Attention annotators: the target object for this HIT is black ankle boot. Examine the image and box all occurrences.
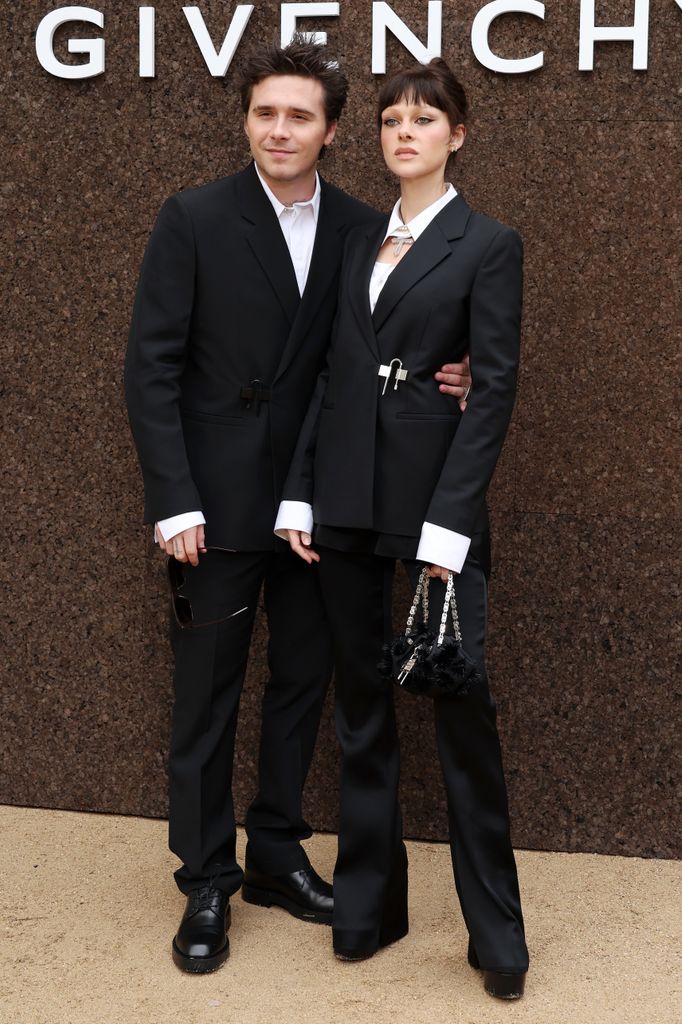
[334,843,409,961]
[467,937,526,1000]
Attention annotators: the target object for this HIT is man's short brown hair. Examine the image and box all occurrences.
[239,37,349,125]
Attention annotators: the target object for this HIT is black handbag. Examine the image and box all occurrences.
[378,567,482,698]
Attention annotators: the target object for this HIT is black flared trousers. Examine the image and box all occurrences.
[317,545,529,972]
[168,548,333,896]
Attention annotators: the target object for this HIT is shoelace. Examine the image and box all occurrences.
[188,886,220,912]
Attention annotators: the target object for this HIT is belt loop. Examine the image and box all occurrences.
[252,378,263,416]
[240,379,271,415]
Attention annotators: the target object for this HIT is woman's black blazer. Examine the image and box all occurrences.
[282,192,523,545]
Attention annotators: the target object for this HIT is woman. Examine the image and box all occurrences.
[274,58,529,999]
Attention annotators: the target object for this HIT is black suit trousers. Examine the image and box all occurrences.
[317,545,529,972]
[168,548,333,896]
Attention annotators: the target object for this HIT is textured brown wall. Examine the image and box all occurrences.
[1,2,680,858]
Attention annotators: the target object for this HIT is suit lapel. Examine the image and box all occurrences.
[348,220,386,362]
[237,163,300,326]
[273,180,347,383]
[371,192,472,334]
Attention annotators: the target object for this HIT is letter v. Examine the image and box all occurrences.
[183,5,254,76]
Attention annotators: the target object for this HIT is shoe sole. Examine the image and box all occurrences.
[171,938,230,974]
[241,882,332,925]
[335,950,374,962]
[481,978,522,1003]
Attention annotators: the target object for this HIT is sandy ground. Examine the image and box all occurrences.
[0,805,679,1024]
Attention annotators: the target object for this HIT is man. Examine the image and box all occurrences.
[125,38,471,974]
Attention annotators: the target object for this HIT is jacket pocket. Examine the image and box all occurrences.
[395,412,458,421]
[180,408,244,425]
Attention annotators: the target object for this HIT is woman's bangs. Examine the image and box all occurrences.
[381,78,443,114]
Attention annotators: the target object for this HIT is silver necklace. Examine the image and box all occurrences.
[389,223,413,257]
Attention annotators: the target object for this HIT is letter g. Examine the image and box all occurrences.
[36,6,105,80]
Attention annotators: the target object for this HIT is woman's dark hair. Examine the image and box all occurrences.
[376,57,468,132]
[239,37,349,125]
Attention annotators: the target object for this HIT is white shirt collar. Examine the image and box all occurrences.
[383,183,457,244]
[255,163,321,223]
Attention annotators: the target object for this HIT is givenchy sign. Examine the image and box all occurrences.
[34,1,680,80]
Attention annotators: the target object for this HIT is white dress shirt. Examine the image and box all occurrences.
[367,183,457,314]
[156,167,321,544]
[255,165,320,295]
[381,183,457,252]
[275,183,473,574]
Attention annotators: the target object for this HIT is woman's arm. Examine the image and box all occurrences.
[273,361,330,562]
[275,221,360,561]
[417,225,523,573]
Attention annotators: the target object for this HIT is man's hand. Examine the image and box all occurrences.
[157,525,207,566]
[287,530,320,565]
[435,354,472,411]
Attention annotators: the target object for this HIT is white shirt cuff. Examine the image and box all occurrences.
[274,501,314,540]
[416,522,471,574]
[155,510,206,543]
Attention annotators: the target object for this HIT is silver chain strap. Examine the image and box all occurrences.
[405,570,425,634]
[406,568,462,646]
[422,569,430,624]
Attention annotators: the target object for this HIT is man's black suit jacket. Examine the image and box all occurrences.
[282,193,523,544]
[125,162,382,549]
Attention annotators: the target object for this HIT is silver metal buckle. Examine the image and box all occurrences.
[378,358,409,396]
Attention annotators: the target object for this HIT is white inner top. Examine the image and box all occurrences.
[369,261,396,313]
[368,183,458,314]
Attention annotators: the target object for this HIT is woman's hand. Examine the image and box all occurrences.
[287,530,320,564]
[427,564,452,583]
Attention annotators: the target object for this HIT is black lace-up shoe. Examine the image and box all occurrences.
[241,864,333,924]
[172,887,231,973]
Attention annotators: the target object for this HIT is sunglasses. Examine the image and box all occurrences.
[167,556,193,626]
[166,556,248,629]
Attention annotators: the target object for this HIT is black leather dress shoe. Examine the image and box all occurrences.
[467,938,526,1000]
[241,864,333,924]
[172,887,231,973]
